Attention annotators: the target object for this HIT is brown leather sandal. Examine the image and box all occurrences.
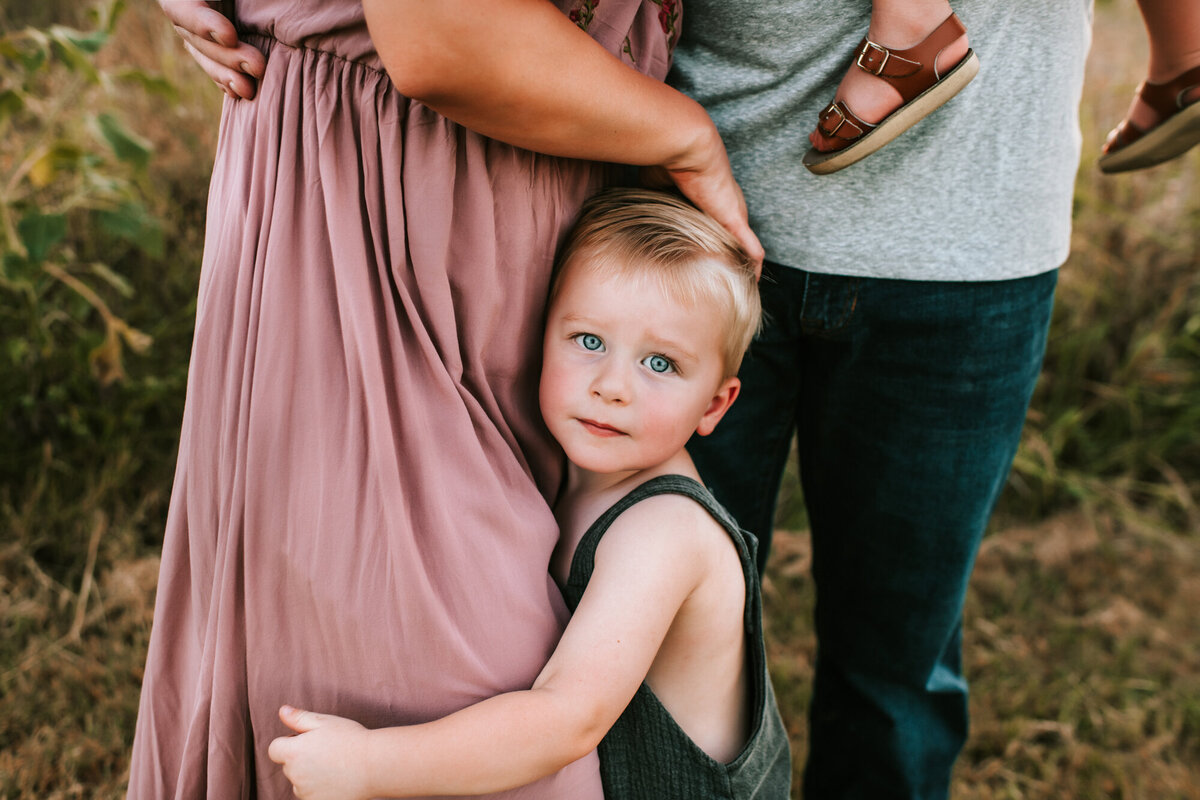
[1099,65,1200,174]
[803,13,979,175]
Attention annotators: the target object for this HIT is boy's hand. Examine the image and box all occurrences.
[267,705,374,800]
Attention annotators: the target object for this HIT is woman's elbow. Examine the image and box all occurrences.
[362,0,463,100]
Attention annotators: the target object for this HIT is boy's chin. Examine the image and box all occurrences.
[565,454,635,475]
[562,447,641,476]
[562,446,687,479]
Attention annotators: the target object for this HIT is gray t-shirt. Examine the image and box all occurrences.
[670,1,1094,281]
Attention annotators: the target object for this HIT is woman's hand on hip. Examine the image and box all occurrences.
[159,0,265,99]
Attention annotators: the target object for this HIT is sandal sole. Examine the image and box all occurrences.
[803,49,980,175]
[1098,100,1200,173]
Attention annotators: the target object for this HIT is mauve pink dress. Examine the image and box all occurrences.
[126,1,679,797]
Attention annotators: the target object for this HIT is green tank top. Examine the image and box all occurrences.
[560,474,792,799]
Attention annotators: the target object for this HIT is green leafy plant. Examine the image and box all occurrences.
[0,0,194,598]
[1,0,164,394]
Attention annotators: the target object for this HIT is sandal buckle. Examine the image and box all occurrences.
[857,40,890,76]
[817,102,847,137]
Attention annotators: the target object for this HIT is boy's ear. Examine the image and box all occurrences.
[695,377,740,437]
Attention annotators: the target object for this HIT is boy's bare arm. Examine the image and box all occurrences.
[268,497,713,799]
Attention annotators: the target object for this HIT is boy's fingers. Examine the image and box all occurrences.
[279,704,324,733]
[266,734,292,764]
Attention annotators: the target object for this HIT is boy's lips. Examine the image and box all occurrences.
[577,418,626,437]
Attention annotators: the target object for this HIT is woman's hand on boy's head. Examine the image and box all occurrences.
[666,167,763,277]
[640,125,765,277]
[268,705,373,800]
[159,0,265,99]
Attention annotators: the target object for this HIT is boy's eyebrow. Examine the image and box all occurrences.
[647,335,700,364]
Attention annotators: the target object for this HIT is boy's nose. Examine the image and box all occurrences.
[591,363,631,404]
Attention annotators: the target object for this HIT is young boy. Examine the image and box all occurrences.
[266,188,792,799]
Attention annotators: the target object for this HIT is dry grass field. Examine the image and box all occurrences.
[1,0,1198,797]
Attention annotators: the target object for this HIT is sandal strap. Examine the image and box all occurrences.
[1107,118,1142,150]
[853,12,968,105]
[1105,65,1200,152]
[816,100,876,142]
[1137,64,1200,115]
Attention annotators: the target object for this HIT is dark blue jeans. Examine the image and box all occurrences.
[689,263,1058,800]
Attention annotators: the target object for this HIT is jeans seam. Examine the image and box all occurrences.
[757,418,795,533]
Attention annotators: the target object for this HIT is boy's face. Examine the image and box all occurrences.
[540,258,739,477]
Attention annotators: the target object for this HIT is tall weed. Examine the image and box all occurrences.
[1003,9,1200,531]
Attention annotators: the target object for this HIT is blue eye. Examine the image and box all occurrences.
[575,333,604,352]
[644,355,674,374]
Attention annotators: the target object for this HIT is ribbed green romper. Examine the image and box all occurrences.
[561,474,792,799]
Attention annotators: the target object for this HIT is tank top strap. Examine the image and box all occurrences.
[562,474,759,613]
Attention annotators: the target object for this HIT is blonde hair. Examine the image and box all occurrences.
[551,188,761,377]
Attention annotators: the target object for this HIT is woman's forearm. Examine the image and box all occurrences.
[362,0,763,267]
[361,0,715,171]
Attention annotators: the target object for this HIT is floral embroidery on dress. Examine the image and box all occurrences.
[650,0,679,43]
[569,0,598,31]
[568,0,679,69]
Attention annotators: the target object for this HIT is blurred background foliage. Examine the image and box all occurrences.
[0,0,1197,797]
[1,0,214,580]
[1,1,219,793]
